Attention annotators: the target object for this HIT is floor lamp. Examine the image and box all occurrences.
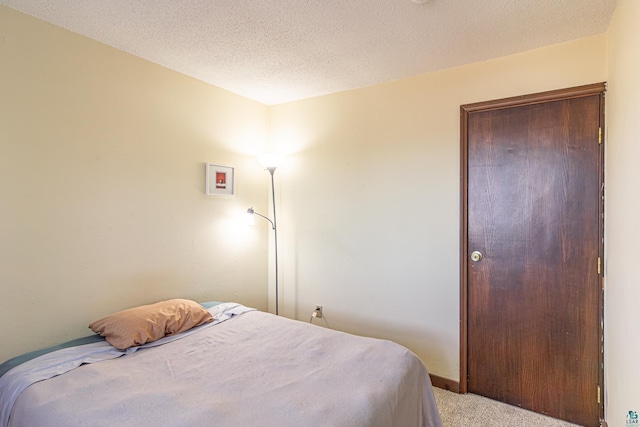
[247,154,283,315]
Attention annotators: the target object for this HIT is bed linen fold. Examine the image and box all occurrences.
[0,303,253,427]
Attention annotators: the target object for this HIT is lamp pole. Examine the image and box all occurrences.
[250,154,283,316]
[266,166,279,316]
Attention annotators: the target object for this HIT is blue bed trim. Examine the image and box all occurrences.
[0,334,105,378]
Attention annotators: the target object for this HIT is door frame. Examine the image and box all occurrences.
[459,83,606,419]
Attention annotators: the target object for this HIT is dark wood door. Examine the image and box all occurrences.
[462,85,604,427]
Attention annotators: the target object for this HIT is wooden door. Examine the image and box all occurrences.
[460,84,605,427]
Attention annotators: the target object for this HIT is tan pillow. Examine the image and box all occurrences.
[88,299,213,350]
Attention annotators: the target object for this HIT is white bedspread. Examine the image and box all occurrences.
[5,307,442,427]
[0,303,253,427]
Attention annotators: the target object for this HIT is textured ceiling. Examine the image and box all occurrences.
[0,0,618,105]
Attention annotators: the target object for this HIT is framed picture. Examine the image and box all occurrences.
[206,163,235,196]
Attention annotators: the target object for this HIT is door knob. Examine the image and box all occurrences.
[470,251,483,262]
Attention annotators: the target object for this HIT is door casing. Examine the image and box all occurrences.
[459,83,605,422]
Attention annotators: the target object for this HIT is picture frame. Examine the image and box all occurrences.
[206,163,235,196]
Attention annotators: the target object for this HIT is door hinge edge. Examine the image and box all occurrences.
[597,385,601,404]
[598,257,601,275]
[598,127,602,144]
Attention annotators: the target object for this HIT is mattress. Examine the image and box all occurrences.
[1,304,442,427]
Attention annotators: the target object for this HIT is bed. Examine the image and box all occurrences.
[0,300,443,427]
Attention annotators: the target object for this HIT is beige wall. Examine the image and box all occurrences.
[270,35,608,380]
[605,0,640,425]
[3,4,635,423]
[0,6,271,362]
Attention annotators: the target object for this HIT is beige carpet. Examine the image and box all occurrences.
[433,387,583,427]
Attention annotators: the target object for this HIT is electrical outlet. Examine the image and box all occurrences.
[315,305,323,319]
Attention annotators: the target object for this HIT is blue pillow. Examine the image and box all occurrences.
[199,301,222,309]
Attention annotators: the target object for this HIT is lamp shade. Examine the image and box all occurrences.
[258,153,284,169]
[245,208,256,225]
